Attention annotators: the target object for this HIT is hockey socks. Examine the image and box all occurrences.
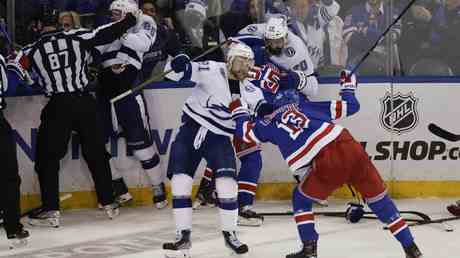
[292,188,318,241]
[171,174,193,231]
[216,177,239,232]
[367,194,415,248]
[237,151,262,207]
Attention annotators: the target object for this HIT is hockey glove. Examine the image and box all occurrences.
[171,54,191,73]
[339,70,357,92]
[280,71,318,97]
[229,99,250,120]
[345,202,365,223]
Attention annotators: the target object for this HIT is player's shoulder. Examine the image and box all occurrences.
[139,14,156,27]
[239,23,265,35]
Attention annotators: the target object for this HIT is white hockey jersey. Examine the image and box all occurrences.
[165,60,263,137]
[96,14,157,70]
[238,23,315,76]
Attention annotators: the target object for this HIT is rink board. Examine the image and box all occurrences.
[4,81,460,210]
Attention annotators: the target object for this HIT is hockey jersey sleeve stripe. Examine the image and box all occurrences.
[242,121,261,144]
[330,101,348,119]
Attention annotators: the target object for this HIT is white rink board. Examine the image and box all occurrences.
[4,82,460,194]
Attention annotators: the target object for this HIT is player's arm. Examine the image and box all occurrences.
[278,70,319,98]
[6,47,35,86]
[229,99,269,144]
[0,55,8,92]
[78,13,137,49]
[310,71,360,120]
[120,15,157,53]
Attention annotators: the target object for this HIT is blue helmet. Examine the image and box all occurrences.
[273,89,300,108]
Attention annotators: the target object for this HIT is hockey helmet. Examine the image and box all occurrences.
[273,89,300,108]
[110,0,139,20]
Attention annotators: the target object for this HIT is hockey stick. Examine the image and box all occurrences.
[428,123,460,142]
[110,39,232,104]
[259,210,431,222]
[349,0,418,76]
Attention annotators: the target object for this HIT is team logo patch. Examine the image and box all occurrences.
[285,47,296,57]
[247,25,257,33]
[380,92,419,134]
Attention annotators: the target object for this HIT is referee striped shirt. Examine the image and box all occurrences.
[16,14,136,95]
[0,54,8,110]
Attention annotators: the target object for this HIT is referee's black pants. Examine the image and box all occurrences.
[34,93,114,211]
[0,112,22,235]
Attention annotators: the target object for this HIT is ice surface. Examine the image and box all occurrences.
[1,199,459,258]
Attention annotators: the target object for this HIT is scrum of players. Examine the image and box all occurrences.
[4,0,452,257]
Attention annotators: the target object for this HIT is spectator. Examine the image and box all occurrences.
[343,0,402,75]
[59,11,81,31]
[141,0,184,81]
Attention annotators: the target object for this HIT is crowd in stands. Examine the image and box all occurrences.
[2,0,460,77]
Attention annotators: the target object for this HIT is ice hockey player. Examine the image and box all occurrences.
[161,42,264,258]
[447,200,460,216]
[194,15,319,227]
[228,70,423,258]
[96,0,168,208]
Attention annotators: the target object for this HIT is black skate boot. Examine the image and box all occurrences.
[153,183,168,209]
[222,230,248,254]
[112,178,133,205]
[447,200,460,216]
[163,229,192,258]
[238,205,264,226]
[286,240,317,258]
[7,224,30,249]
[192,178,216,210]
[404,242,423,258]
[28,209,60,228]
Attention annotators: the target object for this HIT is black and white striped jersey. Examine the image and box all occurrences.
[16,15,136,94]
[0,54,8,110]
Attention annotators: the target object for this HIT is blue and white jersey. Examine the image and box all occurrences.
[234,89,360,172]
[267,0,340,67]
[96,14,157,70]
[165,60,262,137]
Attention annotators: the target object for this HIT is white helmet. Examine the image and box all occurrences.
[264,15,288,40]
[110,0,139,18]
[226,42,254,63]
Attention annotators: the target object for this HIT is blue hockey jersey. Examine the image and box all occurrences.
[234,90,360,172]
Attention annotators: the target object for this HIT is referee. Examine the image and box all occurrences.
[0,52,29,247]
[13,9,138,227]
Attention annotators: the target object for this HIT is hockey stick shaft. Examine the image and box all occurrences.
[110,39,231,103]
[349,0,418,76]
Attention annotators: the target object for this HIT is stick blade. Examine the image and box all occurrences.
[428,123,460,142]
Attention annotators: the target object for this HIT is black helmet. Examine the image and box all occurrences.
[42,7,59,27]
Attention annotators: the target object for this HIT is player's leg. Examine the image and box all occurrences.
[30,98,72,227]
[192,167,217,209]
[204,133,248,254]
[116,93,167,208]
[236,142,264,226]
[285,187,318,258]
[76,94,119,219]
[345,129,422,258]
[163,114,202,258]
[95,85,133,205]
[0,115,29,248]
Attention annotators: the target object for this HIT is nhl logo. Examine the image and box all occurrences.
[380,92,419,134]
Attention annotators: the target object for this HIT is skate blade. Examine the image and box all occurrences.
[237,218,263,227]
[164,249,191,258]
[28,218,59,228]
[9,238,28,249]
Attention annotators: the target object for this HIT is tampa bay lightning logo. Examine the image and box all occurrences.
[206,97,231,120]
[247,25,257,33]
[285,47,296,57]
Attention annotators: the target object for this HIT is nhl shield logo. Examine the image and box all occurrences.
[380,92,419,134]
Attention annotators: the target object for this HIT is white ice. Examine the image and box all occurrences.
[1,199,459,258]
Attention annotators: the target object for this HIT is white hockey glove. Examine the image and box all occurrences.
[339,70,357,91]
